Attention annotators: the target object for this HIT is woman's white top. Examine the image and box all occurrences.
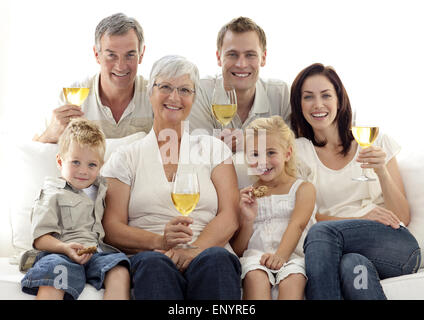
[295,133,400,218]
[101,128,233,250]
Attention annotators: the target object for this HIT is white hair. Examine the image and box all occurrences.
[147,55,200,99]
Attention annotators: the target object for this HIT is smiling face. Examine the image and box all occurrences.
[57,142,102,190]
[217,30,266,93]
[246,133,291,183]
[300,74,339,133]
[150,74,195,129]
[94,29,144,91]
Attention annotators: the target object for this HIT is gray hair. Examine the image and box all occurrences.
[147,55,200,99]
[95,13,144,52]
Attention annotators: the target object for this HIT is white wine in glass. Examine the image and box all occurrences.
[211,84,237,127]
[351,126,379,148]
[351,110,379,181]
[171,193,200,217]
[212,104,237,126]
[63,88,90,106]
[171,171,200,248]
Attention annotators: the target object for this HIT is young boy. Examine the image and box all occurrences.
[21,118,130,300]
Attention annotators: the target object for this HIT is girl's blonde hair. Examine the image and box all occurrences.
[58,118,106,164]
[246,115,297,178]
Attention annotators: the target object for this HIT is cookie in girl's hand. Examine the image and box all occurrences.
[253,186,268,198]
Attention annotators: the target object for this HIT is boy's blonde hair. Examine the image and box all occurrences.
[58,118,106,164]
[246,116,297,178]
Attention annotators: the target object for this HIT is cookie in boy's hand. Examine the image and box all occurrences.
[77,246,97,256]
[253,186,268,198]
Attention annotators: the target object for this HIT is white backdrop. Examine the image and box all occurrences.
[1,0,424,142]
[0,0,423,171]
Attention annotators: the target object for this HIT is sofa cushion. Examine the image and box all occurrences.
[0,257,104,299]
[9,132,146,254]
[397,149,424,267]
[380,269,424,299]
[2,255,423,300]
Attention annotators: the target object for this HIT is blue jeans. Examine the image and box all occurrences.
[21,251,130,300]
[303,220,421,300]
[129,247,241,300]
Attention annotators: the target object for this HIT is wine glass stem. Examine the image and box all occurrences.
[360,146,368,177]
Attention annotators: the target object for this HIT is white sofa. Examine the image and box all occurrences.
[1,133,424,299]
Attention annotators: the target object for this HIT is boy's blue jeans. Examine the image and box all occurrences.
[21,251,130,300]
[129,246,241,300]
[304,219,421,300]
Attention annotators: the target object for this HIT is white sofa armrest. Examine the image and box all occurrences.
[0,207,15,258]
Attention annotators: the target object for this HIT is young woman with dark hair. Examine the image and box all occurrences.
[290,63,421,300]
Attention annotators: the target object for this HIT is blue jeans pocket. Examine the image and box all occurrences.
[402,248,421,274]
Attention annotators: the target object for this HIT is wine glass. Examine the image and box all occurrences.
[211,82,237,128]
[171,170,200,249]
[63,87,90,106]
[351,108,379,181]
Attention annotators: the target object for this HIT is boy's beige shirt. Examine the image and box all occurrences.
[30,176,118,253]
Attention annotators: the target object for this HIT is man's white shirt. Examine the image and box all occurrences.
[39,73,154,139]
[187,75,291,135]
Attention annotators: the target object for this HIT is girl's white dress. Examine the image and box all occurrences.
[240,179,316,285]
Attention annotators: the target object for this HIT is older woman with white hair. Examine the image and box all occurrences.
[101,55,241,300]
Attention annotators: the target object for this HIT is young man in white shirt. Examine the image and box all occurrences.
[34,13,153,143]
[188,16,291,152]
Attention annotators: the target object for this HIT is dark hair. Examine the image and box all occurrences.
[290,63,354,156]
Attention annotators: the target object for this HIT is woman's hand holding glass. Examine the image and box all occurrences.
[159,215,203,273]
[157,216,200,272]
[161,216,194,251]
[351,108,380,181]
[356,145,388,177]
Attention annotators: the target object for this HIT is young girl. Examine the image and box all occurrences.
[231,115,316,300]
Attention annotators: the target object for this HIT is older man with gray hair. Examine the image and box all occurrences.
[34,13,153,142]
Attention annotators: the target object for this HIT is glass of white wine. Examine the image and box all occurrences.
[351,109,379,181]
[63,87,90,106]
[211,83,237,128]
[171,170,200,249]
